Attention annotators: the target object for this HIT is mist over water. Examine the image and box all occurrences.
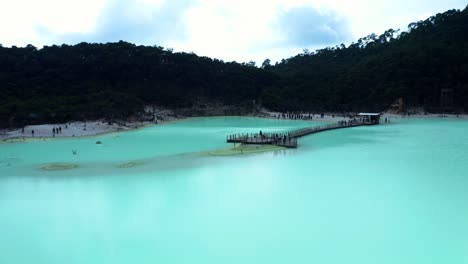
[1,117,467,264]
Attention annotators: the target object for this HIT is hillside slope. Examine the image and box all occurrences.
[0,6,467,127]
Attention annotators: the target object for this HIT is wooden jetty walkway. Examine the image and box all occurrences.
[226,113,380,149]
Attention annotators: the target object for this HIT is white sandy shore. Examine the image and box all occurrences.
[2,112,467,141]
[0,106,183,141]
[0,121,149,141]
[260,110,351,122]
[263,110,468,122]
[381,112,468,120]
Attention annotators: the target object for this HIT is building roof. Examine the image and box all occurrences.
[358,113,380,116]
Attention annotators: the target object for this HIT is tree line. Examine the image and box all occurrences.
[0,6,467,127]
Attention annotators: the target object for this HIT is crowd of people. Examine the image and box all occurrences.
[52,126,62,137]
[19,124,69,137]
[273,112,323,120]
[271,112,360,120]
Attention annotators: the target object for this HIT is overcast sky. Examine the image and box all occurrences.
[0,0,466,63]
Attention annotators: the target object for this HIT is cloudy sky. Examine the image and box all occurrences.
[0,0,466,63]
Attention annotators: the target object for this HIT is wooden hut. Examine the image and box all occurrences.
[358,113,381,124]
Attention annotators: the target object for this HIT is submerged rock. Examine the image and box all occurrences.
[117,161,145,168]
[40,163,79,171]
[207,144,286,156]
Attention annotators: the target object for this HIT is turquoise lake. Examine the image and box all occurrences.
[1,117,467,263]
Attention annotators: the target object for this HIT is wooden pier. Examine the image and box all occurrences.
[226,114,380,149]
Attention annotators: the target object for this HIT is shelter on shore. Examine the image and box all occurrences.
[358,113,381,124]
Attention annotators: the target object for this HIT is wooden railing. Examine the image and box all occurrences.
[226,120,377,148]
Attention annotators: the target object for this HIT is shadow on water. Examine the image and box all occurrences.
[7,145,301,179]
[0,151,226,179]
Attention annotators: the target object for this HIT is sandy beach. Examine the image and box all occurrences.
[381,112,468,120]
[0,121,149,141]
[0,106,184,141]
[263,110,468,122]
[2,111,467,142]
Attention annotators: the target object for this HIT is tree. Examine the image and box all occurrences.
[261,59,271,69]
[0,6,467,128]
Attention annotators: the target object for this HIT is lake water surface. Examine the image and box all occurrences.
[1,117,467,263]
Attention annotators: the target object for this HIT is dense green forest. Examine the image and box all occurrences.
[0,6,467,127]
[267,6,468,112]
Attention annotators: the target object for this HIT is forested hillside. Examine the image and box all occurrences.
[0,43,274,126]
[265,6,468,112]
[0,6,467,127]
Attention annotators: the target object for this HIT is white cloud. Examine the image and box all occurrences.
[0,0,466,61]
[34,0,106,34]
[170,0,282,62]
[0,0,106,46]
[311,0,467,37]
[169,0,352,62]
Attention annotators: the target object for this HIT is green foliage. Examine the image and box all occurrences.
[0,7,467,127]
[266,7,468,112]
[0,41,274,127]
